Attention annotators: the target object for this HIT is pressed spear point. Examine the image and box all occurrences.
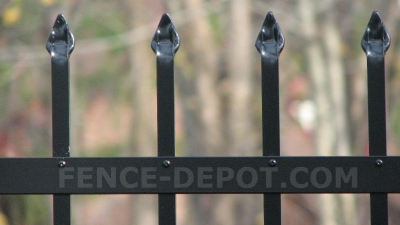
[255,12,284,56]
[158,13,172,28]
[361,11,390,56]
[151,13,180,56]
[265,11,277,26]
[46,14,75,56]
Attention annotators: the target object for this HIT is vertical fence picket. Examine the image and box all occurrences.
[361,11,390,225]
[255,12,284,225]
[151,13,180,225]
[46,14,75,225]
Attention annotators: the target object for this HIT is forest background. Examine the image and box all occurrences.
[1,0,400,224]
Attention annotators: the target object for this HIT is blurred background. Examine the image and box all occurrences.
[1,0,400,224]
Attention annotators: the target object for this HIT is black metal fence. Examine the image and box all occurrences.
[0,11,396,225]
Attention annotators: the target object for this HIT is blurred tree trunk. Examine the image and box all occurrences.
[225,0,260,225]
[171,0,225,223]
[323,14,358,225]
[170,0,260,224]
[227,0,255,156]
[126,1,160,224]
[298,0,357,225]
[183,0,224,158]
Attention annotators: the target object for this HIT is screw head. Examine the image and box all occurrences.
[375,159,383,167]
[269,159,277,167]
[58,160,66,168]
[163,160,171,168]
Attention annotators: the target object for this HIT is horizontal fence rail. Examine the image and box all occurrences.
[0,10,394,225]
[0,156,398,194]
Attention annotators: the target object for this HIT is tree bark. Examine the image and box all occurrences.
[225,1,260,225]
[127,1,160,224]
[299,1,339,225]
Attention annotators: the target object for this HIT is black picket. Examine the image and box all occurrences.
[255,12,284,225]
[46,14,75,225]
[361,11,390,225]
[151,13,180,225]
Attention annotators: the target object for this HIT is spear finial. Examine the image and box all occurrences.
[361,11,390,57]
[255,12,284,57]
[151,13,180,57]
[46,14,75,57]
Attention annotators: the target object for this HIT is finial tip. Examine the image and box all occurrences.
[255,12,284,56]
[151,13,180,56]
[361,11,390,56]
[46,13,75,56]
